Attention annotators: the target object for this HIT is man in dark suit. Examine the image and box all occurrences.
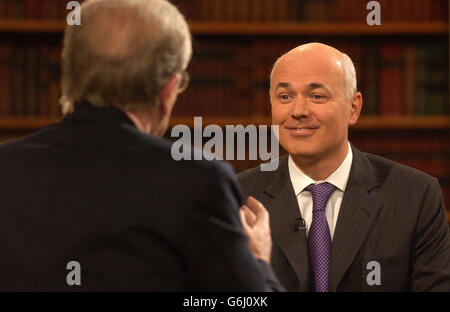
[0,0,283,291]
[238,42,450,291]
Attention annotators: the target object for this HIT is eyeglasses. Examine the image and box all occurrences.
[177,71,190,94]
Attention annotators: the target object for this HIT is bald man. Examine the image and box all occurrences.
[238,43,450,291]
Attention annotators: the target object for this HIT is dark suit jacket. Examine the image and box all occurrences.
[0,102,283,291]
[238,146,450,291]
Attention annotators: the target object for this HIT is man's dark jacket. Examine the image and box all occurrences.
[0,102,282,291]
[238,147,450,291]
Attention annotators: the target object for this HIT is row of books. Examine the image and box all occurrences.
[247,39,449,118]
[350,132,450,157]
[1,0,447,23]
[332,0,449,23]
[0,41,62,116]
[350,131,449,180]
[0,38,448,117]
[199,131,450,184]
[0,0,69,20]
[174,0,448,23]
[336,41,449,116]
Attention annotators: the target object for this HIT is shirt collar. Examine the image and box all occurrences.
[288,142,353,195]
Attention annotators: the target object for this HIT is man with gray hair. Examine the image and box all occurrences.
[238,42,450,291]
[0,0,283,291]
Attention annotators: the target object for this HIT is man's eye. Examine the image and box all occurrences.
[311,94,327,103]
[278,93,293,101]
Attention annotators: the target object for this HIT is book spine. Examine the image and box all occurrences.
[378,44,405,115]
[403,45,416,115]
[48,45,62,116]
[24,0,41,19]
[13,43,26,116]
[24,44,38,116]
[39,44,50,116]
[0,43,12,116]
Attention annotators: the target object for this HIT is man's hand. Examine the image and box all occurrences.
[239,196,272,264]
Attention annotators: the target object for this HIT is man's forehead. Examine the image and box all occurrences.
[278,52,343,72]
[274,82,331,93]
[272,54,344,86]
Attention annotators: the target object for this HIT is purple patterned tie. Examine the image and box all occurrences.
[306,182,336,292]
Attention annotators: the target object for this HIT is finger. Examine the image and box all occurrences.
[242,205,257,227]
[239,208,251,235]
[246,196,268,223]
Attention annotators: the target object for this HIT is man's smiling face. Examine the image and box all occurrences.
[270,43,359,164]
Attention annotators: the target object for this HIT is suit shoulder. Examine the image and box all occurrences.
[135,131,237,183]
[237,159,281,183]
[238,165,263,182]
[0,137,24,152]
[0,122,60,157]
[237,156,288,195]
[364,152,437,185]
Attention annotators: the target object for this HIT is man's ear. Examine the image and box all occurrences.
[348,92,362,126]
[158,74,179,115]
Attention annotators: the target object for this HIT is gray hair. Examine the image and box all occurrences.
[269,52,357,101]
[61,0,192,114]
[341,53,357,101]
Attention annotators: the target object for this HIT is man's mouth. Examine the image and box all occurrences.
[286,126,319,137]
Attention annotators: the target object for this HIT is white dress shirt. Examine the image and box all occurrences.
[288,142,353,239]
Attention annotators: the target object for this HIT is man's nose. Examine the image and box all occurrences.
[291,97,309,119]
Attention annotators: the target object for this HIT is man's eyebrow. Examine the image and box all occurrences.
[307,82,332,94]
[308,82,328,90]
[308,82,325,89]
[274,82,292,91]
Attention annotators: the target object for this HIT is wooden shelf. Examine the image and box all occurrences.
[173,115,450,129]
[0,116,448,131]
[0,20,65,33]
[0,20,448,35]
[0,116,62,130]
[351,116,450,130]
[189,22,449,36]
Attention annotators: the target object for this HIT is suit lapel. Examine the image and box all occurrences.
[263,157,310,291]
[329,146,382,291]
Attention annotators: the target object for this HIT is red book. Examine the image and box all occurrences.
[378,44,405,115]
[0,43,12,116]
[24,0,41,19]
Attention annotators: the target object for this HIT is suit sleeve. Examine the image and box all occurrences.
[186,162,284,291]
[411,177,450,291]
[237,167,261,202]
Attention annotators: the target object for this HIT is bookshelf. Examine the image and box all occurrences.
[0,20,448,35]
[1,21,448,125]
[0,0,448,222]
[0,115,448,131]
[0,20,64,33]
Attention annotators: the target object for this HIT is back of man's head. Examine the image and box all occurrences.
[61,0,192,114]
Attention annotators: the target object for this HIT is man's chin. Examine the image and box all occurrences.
[281,141,318,159]
[289,150,318,160]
